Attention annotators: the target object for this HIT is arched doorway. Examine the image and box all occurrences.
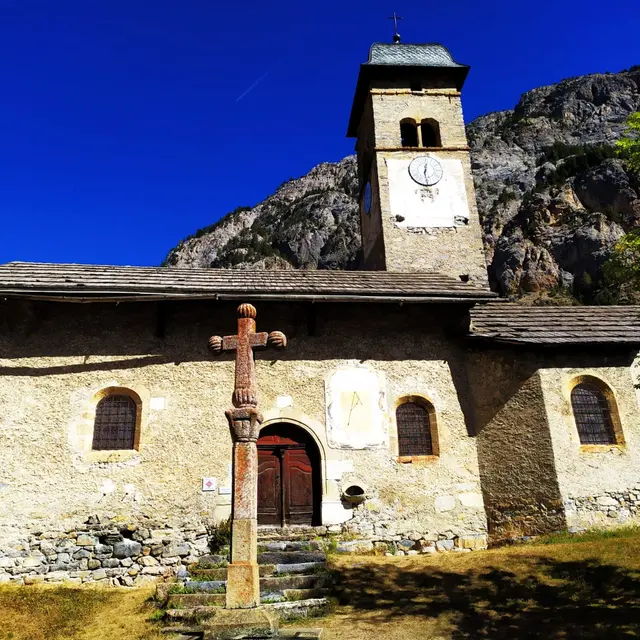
[257,423,322,527]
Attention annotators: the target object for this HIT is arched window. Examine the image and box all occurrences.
[400,119,419,147]
[421,119,441,148]
[396,401,436,457]
[93,393,138,450]
[570,381,618,445]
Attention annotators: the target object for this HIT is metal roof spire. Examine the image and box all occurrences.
[388,12,403,43]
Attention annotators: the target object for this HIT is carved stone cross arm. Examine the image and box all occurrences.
[208,303,286,442]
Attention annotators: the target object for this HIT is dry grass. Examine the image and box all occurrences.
[3,529,640,639]
[0,586,163,640]
[300,528,640,639]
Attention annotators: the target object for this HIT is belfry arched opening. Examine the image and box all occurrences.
[257,423,322,527]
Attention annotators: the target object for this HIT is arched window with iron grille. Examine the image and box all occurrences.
[92,393,138,450]
[570,381,617,445]
[396,401,436,457]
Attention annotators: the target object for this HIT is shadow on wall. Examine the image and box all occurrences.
[0,299,473,373]
[462,350,567,541]
[331,555,640,638]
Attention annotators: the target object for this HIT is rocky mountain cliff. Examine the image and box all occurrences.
[164,67,640,302]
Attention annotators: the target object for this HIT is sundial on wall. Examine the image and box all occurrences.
[409,156,443,187]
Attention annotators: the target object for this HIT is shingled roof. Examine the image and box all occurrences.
[470,303,640,345]
[0,262,496,303]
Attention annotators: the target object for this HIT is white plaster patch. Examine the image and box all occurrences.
[386,155,470,228]
[321,500,354,525]
[100,479,116,495]
[325,366,387,449]
[434,495,456,512]
[325,460,355,480]
[276,395,293,409]
[455,483,477,492]
[150,397,165,410]
[458,492,484,509]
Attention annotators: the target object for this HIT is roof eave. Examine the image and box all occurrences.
[467,334,640,348]
[0,290,497,304]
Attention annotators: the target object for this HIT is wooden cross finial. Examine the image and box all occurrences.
[388,12,403,43]
[208,303,286,441]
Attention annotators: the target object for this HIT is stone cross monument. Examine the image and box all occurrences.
[209,303,286,609]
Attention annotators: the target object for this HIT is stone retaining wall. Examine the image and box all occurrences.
[0,510,489,586]
[565,489,640,529]
[0,517,212,586]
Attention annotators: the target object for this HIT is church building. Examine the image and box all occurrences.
[1,40,640,585]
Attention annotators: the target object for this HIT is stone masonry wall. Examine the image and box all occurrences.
[0,516,211,586]
[467,349,566,542]
[469,348,640,542]
[539,362,640,530]
[367,87,488,283]
[0,300,488,583]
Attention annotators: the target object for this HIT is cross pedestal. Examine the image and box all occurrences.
[208,303,286,614]
[226,437,259,608]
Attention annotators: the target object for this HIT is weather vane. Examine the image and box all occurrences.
[388,12,403,43]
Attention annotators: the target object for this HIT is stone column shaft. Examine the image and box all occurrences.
[226,440,260,609]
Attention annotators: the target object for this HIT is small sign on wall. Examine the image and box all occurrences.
[218,487,232,495]
[202,477,217,492]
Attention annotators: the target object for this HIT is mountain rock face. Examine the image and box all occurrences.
[164,157,361,271]
[165,68,640,302]
[469,67,640,301]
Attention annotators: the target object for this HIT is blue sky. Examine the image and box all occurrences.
[1,0,637,266]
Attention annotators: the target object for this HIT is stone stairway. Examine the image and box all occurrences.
[157,540,330,638]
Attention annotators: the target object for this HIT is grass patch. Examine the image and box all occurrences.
[284,529,640,639]
[534,524,640,546]
[0,586,163,640]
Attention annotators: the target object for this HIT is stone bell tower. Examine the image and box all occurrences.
[347,42,488,285]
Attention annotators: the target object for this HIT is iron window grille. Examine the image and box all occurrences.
[396,402,433,456]
[92,395,137,450]
[571,383,616,445]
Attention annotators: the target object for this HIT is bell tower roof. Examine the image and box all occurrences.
[366,42,467,68]
[347,42,470,137]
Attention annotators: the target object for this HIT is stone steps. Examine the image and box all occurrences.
[156,532,331,637]
[166,593,226,608]
[258,550,326,565]
[257,526,327,541]
[262,587,331,603]
[161,625,324,639]
[258,540,323,552]
[260,574,328,593]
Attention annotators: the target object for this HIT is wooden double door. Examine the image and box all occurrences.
[257,424,320,527]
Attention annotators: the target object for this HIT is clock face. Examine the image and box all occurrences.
[363,181,372,215]
[409,156,443,187]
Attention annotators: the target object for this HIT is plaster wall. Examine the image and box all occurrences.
[470,348,640,541]
[375,149,488,284]
[467,350,565,541]
[0,301,486,550]
[539,364,640,529]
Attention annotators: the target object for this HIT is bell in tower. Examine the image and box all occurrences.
[347,42,488,285]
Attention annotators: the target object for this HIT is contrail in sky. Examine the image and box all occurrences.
[235,70,270,102]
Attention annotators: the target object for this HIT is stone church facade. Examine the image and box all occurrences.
[1,42,640,586]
